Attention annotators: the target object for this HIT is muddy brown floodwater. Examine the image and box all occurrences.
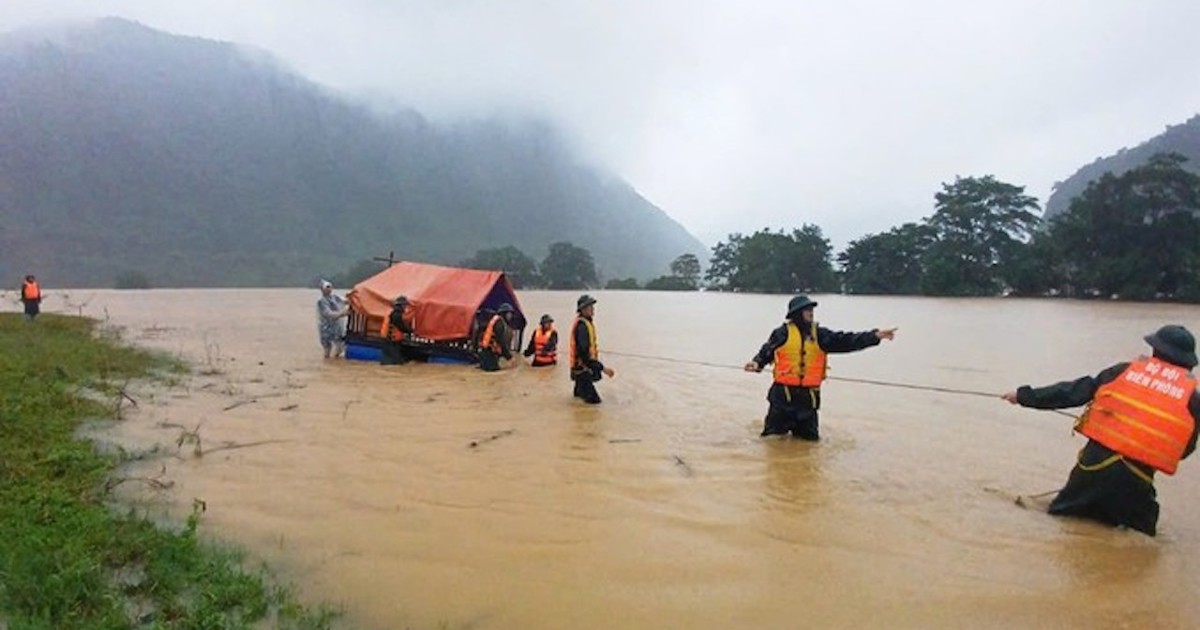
[21,289,1200,629]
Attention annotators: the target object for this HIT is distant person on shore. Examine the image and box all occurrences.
[316,280,349,359]
[381,295,415,365]
[1002,325,1200,536]
[20,275,42,322]
[744,295,896,440]
[570,295,614,404]
[523,314,558,367]
[478,303,516,371]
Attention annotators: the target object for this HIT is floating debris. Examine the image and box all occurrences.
[469,429,515,448]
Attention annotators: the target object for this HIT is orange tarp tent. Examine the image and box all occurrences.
[347,261,525,342]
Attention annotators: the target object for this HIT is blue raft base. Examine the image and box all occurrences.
[345,343,382,362]
[345,342,474,365]
[428,355,472,365]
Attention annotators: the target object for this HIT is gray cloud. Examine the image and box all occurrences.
[5,0,1200,247]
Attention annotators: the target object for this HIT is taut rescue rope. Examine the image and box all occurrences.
[602,349,1078,419]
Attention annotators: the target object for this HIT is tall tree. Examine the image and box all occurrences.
[1049,153,1200,300]
[1001,232,1067,297]
[920,175,1041,296]
[705,235,744,289]
[706,226,836,293]
[462,245,541,288]
[668,253,702,289]
[540,242,598,290]
[838,223,934,294]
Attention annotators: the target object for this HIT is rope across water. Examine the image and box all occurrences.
[602,349,1079,419]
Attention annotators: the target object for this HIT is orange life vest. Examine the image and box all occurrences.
[569,317,598,369]
[480,314,504,353]
[1076,357,1197,475]
[22,280,40,301]
[773,321,827,387]
[532,326,557,365]
[380,309,408,342]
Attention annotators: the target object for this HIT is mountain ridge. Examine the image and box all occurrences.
[1045,114,1200,217]
[0,18,705,287]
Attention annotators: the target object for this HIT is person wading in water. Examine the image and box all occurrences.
[1002,325,1200,536]
[744,295,896,440]
[570,294,614,404]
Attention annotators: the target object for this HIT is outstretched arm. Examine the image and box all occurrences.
[1001,363,1128,410]
[817,326,894,353]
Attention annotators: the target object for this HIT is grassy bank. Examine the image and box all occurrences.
[0,313,337,629]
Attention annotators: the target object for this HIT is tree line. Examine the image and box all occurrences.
[839,153,1200,300]
[331,152,1200,301]
[329,241,601,290]
[704,152,1200,301]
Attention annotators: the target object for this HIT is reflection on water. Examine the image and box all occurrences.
[22,289,1200,629]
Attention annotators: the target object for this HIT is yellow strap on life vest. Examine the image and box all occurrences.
[1076,452,1121,472]
[1123,459,1155,485]
[1075,451,1154,485]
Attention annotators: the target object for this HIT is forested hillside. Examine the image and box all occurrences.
[1046,115,1200,217]
[0,18,704,287]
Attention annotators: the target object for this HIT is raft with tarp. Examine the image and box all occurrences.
[344,261,527,363]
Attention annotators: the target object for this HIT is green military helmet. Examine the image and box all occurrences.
[1144,324,1198,368]
[786,294,818,317]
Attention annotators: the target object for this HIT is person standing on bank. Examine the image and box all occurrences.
[744,295,897,440]
[20,275,42,322]
[381,295,415,365]
[478,303,516,371]
[316,280,349,358]
[523,314,558,367]
[571,294,615,404]
[1001,325,1200,537]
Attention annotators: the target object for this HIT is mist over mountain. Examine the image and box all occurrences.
[0,18,705,287]
[1045,114,1200,218]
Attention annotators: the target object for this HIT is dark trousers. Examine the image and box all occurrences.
[478,349,503,372]
[23,301,39,320]
[1048,441,1160,536]
[761,384,821,440]
[572,368,602,404]
[380,342,410,365]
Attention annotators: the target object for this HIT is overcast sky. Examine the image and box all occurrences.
[5,1,1200,248]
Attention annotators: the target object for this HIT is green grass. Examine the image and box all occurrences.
[0,313,340,629]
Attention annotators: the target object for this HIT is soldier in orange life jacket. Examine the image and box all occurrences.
[523,314,558,367]
[1002,325,1200,536]
[478,303,516,372]
[571,294,614,404]
[380,295,414,365]
[20,274,43,322]
[744,295,897,440]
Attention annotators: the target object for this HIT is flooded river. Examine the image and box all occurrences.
[22,289,1200,628]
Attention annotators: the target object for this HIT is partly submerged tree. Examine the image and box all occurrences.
[706,225,835,293]
[461,245,541,288]
[919,175,1041,296]
[1048,152,1200,300]
[540,241,598,290]
[838,223,934,294]
[668,253,702,289]
[644,252,703,291]
[604,277,640,290]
